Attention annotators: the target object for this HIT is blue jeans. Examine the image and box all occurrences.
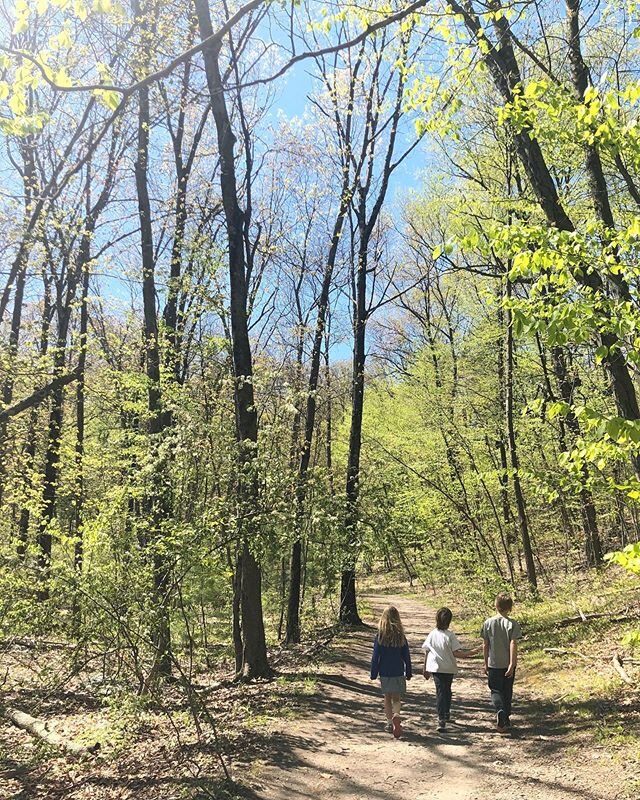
[432,672,453,720]
[488,667,515,719]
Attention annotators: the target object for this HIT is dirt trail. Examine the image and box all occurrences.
[246,594,623,800]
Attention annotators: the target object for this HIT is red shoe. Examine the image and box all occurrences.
[392,715,402,738]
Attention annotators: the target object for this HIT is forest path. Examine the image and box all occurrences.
[245,593,622,800]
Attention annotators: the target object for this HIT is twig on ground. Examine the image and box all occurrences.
[612,654,633,685]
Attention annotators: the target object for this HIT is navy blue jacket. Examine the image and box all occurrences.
[370,635,412,679]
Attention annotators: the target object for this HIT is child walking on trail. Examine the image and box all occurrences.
[422,607,481,732]
[481,592,522,733]
[370,605,412,738]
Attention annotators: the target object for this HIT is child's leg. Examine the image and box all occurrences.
[487,668,507,716]
[390,692,403,737]
[432,674,447,721]
[504,671,516,719]
[444,674,453,718]
[384,693,393,721]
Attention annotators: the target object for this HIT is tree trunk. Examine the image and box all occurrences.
[132,9,172,676]
[16,275,52,559]
[37,270,77,601]
[340,222,367,627]
[504,279,537,592]
[71,223,92,628]
[240,541,270,678]
[286,171,353,643]
[0,143,36,502]
[285,334,305,645]
[195,0,270,678]
[324,323,335,491]
[550,347,603,564]
[340,569,360,625]
[0,263,27,504]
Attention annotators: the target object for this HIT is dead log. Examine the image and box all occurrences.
[612,654,633,685]
[5,707,100,755]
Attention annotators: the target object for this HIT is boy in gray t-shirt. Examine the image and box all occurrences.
[480,593,522,733]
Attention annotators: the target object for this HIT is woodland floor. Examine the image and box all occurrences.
[1,591,637,799]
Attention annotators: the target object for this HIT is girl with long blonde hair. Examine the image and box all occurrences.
[370,605,412,737]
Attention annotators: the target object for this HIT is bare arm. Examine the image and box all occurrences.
[483,639,490,673]
[422,651,429,677]
[505,639,518,678]
[453,646,483,659]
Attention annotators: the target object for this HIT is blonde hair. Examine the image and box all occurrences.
[378,605,406,647]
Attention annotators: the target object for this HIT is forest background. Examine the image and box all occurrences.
[1,0,640,791]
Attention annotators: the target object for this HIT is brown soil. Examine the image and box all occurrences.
[245,593,627,800]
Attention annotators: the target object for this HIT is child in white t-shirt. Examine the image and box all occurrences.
[422,607,481,732]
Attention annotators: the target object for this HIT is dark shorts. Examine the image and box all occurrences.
[380,675,406,694]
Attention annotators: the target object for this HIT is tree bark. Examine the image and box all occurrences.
[36,257,78,600]
[340,216,367,626]
[504,279,538,591]
[132,2,172,677]
[286,97,357,642]
[16,276,52,558]
[0,142,37,502]
[195,0,270,679]
[550,346,603,564]
[340,31,411,624]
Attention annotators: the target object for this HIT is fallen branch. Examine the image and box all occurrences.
[0,367,80,422]
[0,637,75,651]
[5,707,100,756]
[554,612,608,628]
[612,654,633,685]
[543,647,591,661]
[301,637,332,657]
[553,611,639,629]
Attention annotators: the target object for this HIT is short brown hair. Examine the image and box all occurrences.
[436,607,452,630]
[495,593,513,614]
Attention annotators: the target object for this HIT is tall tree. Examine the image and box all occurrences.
[195,0,270,679]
